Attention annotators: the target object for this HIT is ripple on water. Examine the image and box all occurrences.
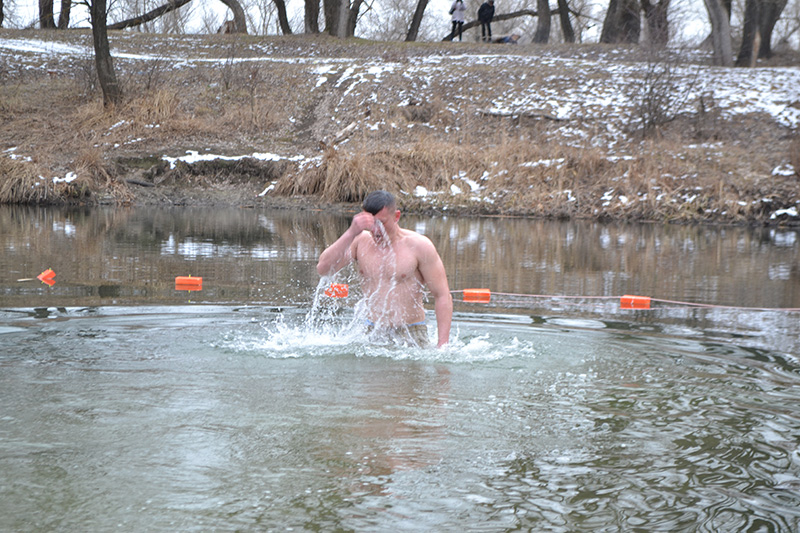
[2,305,800,532]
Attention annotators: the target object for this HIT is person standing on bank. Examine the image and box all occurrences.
[317,191,453,348]
[449,0,467,41]
[478,0,495,42]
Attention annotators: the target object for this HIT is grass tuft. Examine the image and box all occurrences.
[0,158,51,204]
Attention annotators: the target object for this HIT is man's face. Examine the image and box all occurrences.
[369,206,399,244]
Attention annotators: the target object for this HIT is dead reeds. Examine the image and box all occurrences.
[0,158,50,204]
[270,129,791,224]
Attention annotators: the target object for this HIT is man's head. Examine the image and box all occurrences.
[362,190,396,215]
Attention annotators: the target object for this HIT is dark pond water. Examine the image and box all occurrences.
[1,206,799,531]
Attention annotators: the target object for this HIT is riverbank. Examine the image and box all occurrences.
[1,29,799,225]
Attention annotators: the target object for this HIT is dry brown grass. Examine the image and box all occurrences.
[0,157,97,204]
[1,30,797,223]
[272,129,795,224]
[0,158,50,204]
[791,135,800,177]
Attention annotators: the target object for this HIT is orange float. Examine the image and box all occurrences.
[324,283,349,298]
[463,288,491,303]
[175,276,203,291]
[620,295,651,309]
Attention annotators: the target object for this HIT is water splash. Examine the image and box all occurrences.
[220,299,545,363]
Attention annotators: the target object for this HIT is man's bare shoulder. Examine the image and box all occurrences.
[400,229,437,254]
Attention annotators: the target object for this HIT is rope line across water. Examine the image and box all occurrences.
[449,289,800,313]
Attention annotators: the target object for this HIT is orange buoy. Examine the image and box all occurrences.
[620,295,651,309]
[463,288,491,303]
[324,283,349,298]
[37,269,56,282]
[175,276,203,291]
[37,269,56,286]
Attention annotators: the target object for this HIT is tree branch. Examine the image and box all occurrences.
[108,0,194,30]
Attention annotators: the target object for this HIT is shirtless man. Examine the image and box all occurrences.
[317,190,452,348]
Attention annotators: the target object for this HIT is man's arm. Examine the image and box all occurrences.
[417,238,452,348]
[317,212,373,276]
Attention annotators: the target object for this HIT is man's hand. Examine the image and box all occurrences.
[317,211,375,276]
[350,211,375,234]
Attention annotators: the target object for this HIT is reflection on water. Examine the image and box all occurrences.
[1,205,798,351]
[1,206,800,531]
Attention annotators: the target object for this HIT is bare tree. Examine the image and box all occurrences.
[346,0,365,36]
[57,0,71,28]
[361,0,421,41]
[305,0,321,32]
[641,0,670,47]
[88,0,122,106]
[771,0,799,51]
[273,0,292,33]
[736,0,761,66]
[323,0,338,35]
[405,0,428,41]
[533,0,551,42]
[704,0,733,65]
[109,0,194,30]
[758,0,789,57]
[39,0,56,27]
[322,0,361,37]
[109,0,246,33]
[600,0,640,43]
[557,0,575,42]
[219,0,247,32]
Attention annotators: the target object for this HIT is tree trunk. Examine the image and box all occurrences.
[601,0,640,43]
[557,0,575,43]
[322,0,352,38]
[305,0,320,33]
[620,0,641,43]
[90,0,122,107]
[704,0,733,66]
[346,0,363,37]
[108,0,194,30]
[600,0,619,42]
[736,0,760,66]
[57,0,71,28]
[406,0,429,41]
[39,0,56,28]
[1,0,5,27]
[533,0,551,43]
[273,0,292,34]
[336,0,349,37]
[323,0,337,35]
[758,0,788,58]
[642,0,670,48]
[218,0,248,33]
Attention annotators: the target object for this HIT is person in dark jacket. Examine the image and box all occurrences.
[478,0,495,42]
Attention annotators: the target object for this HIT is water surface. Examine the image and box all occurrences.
[1,206,799,531]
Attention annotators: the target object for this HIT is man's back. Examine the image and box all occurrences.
[353,229,429,327]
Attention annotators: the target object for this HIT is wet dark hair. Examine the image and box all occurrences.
[362,190,396,215]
